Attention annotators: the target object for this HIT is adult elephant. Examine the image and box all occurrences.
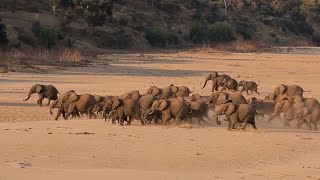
[169,85,194,98]
[92,95,113,117]
[202,72,232,92]
[149,98,190,125]
[23,84,60,106]
[268,98,304,127]
[103,96,142,126]
[138,94,158,124]
[214,101,257,130]
[207,92,247,106]
[295,107,319,130]
[54,90,97,120]
[120,91,141,101]
[146,85,174,99]
[183,99,209,124]
[273,84,310,98]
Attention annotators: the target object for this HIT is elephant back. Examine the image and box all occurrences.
[138,94,157,110]
[76,94,96,110]
[45,85,59,100]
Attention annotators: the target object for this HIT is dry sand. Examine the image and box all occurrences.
[0,48,320,179]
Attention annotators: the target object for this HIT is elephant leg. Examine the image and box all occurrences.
[47,99,51,106]
[37,94,45,107]
[249,120,257,130]
[65,103,76,120]
[246,90,249,95]
[55,109,62,120]
[127,116,132,125]
[307,120,312,130]
[297,119,304,129]
[255,90,260,95]
[313,123,317,130]
[162,114,170,125]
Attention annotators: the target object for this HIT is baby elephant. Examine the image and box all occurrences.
[215,100,257,130]
[295,107,319,130]
[238,80,260,95]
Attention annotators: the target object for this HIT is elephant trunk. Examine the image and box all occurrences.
[49,104,54,114]
[148,109,155,115]
[23,90,33,101]
[202,77,210,89]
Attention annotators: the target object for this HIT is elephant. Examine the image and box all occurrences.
[289,96,320,111]
[138,94,158,124]
[49,98,80,119]
[23,84,60,106]
[146,85,174,99]
[202,72,232,92]
[273,84,310,98]
[295,107,319,130]
[103,96,142,126]
[206,92,247,106]
[248,97,275,118]
[214,101,257,130]
[169,85,194,98]
[238,80,260,95]
[92,95,113,117]
[220,79,238,92]
[190,93,209,102]
[120,91,141,101]
[149,98,190,125]
[54,90,97,120]
[268,98,304,127]
[184,100,209,124]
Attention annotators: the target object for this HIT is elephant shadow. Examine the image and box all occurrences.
[0,102,38,107]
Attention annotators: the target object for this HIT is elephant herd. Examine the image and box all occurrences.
[22,72,319,130]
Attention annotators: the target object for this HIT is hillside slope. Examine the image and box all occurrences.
[0,0,320,53]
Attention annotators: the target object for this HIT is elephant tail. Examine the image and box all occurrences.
[303,90,312,93]
[257,81,260,86]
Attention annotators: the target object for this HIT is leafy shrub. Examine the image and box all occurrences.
[235,19,255,40]
[144,27,166,47]
[18,33,35,46]
[295,21,313,35]
[31,21,42,37]
[0,21,9,48]
[312,34,320,46]
[38,27,58,49]
[155,1,181,13]
[208,22,235,42]
[112,32,131,49]
[166,32,179,45]
[189,21,206,43]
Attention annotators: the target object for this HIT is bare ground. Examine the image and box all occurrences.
[0,48,320,180]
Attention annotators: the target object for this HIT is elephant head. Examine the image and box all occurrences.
[264,93,277,101]
[274,84,287,95]
[202,72,218,89]
[272,98,292,116]
[110,96,122,110]
[120,91,141,101]
[208,92,229,106]
[214,101,236,125]
[49,99,59,114]
[61,90,78,105]
[169,85,179,94]
[146,86,160,97]
[149,99,168,114]
[23,84,43,101]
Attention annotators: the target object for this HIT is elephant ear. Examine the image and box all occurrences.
[35,84,43,93]
[66,91,78,104]
[278,84,287,95]
[170,86,179,93]
[93,95,101,102]
[152,87,160,96]
[302,108,309,117]
[217,93,228,105]
[225,103,236,116]
[112,97,122,110]
[158,99,168,111]
[212,72,218,78]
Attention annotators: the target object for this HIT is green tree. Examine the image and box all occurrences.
[76,0,114,34]
[0,20,9,49]
[39,27,58,49]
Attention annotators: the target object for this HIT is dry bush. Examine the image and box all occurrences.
[58,49,85,62]
[186,40,264,54]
